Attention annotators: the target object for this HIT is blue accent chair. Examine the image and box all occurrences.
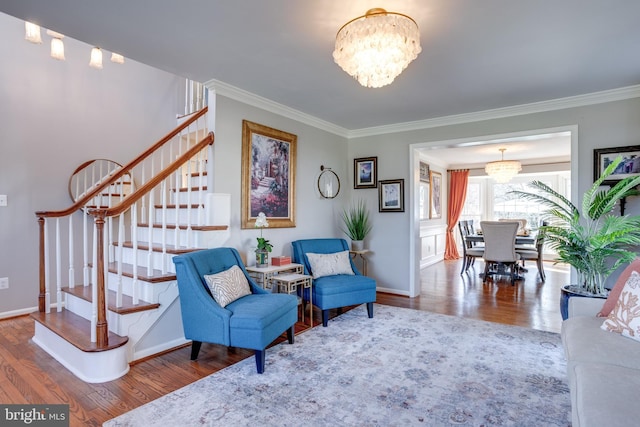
[172,247,298,374]
[291,238,376,327]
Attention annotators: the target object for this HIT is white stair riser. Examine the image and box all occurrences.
[172,189,207,205]
[113,245,177,273]
[153,206,204,224]
[136,226,230,248]
[105,273,171,303]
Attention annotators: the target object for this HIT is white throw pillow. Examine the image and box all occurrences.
[306,250,354,279]
[203,265,252,308]
[601,270,640,341]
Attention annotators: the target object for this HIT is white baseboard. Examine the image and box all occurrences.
[376,286,412,297]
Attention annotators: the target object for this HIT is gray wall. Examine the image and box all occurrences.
[0,13,182,315]
[211,95,349,264]
[349,97,640,294]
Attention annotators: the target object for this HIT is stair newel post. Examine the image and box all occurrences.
[94,210,109,348]
[38,216,46,313]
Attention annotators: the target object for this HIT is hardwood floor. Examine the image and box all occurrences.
[0,258,568,426]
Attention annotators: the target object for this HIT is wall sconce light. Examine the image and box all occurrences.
[46,30,65,61]
[110,53,125,64]
[89,47,103,69]
[317,165,341,199]
[25,22,42,44]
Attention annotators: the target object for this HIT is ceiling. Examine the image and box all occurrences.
[2,0,639,136]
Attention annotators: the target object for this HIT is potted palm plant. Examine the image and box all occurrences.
[341,199,372,251]
[511,156,640,319]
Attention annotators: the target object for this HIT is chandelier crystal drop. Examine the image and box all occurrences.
[485,148,522,183]
[333,8,421,88]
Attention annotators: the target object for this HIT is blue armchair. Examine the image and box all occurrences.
[291,238,376,327]
[172,247,298,373]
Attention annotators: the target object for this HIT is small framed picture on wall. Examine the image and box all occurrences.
[354,157,378,189]
[419,162,430,182]
[429,171,442,219]
[378,179,404,212]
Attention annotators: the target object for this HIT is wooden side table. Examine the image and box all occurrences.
[350,249,371,276]
[245,263,303,290]
[270,273,313,327]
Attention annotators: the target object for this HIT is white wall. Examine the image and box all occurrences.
[0,12,182,315]
[349,97,640,294]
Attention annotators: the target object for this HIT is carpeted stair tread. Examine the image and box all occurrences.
[113,241,203,254]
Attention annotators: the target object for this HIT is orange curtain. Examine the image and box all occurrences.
[444,169,470,260]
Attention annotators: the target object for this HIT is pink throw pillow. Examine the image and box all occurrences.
[598,258,640,317]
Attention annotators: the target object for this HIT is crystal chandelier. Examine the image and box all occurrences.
[333,8,421,88]
[485,148,522,183]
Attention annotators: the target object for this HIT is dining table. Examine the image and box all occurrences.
[464,232,536,279]
[465,233,536,246]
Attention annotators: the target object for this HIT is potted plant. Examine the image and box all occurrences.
[255,212,273,268]
[341,199,372,251]
[511,156,640,319]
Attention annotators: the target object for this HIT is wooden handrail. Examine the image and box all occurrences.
[89,132,214,218]
[35,106,209,218]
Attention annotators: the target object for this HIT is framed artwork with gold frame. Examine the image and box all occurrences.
[429,171,442,219]
[241,120,297,228]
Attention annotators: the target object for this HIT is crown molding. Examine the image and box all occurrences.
[204,79,350,138]
[348,84,640,138]
[204,79,640,140]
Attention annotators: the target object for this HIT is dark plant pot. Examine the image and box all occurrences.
[559,284,608,321]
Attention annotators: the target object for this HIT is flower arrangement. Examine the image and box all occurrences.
[255,212,273,253]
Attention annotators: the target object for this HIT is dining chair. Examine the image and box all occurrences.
[480,221,521,285]
[458,220,484,274]
[516,221,547,281]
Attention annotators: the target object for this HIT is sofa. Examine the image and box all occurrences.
[561,259,640,426]
[291,238,376,327]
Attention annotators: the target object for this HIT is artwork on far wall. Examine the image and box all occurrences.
[354,156,378,189]
[419,162,430,182]
[593,145,640,184]
[429,171,442,219]
[379,179,405,212]
[241,120,297,228]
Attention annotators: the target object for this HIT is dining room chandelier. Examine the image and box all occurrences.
[332,8,421,88]
[485,148,522,183]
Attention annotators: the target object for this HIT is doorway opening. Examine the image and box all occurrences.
[407,125,577,297]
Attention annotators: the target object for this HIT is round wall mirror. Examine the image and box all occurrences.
[317,165,340,199]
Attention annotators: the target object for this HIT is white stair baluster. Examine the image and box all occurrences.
[68,215,75,289]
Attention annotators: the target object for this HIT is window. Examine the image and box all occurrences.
[460,181,482,229]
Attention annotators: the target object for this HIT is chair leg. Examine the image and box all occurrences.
[190,341,202,360]
[255,350,265,374]
[483,262,489,283]
[460,256,466,274]
[367,302,374,318]
[538,258,546,281]
[287,325,295,344]
[322,310,329,327]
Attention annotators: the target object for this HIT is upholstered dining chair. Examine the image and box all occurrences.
[480,221,521,285]
[516,221,547,281]
[172,247,298,374]
[458,220,484,274]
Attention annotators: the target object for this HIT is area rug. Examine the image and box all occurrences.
[104,304,571,426]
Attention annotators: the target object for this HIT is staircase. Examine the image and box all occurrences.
[31,106,231,383]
